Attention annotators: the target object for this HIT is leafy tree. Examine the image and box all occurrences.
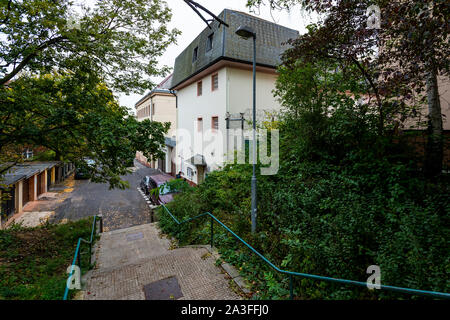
[157,57,449,298]
[247,0,449,177]
[0,0,179,187]
[0,71,170,188]
[154,1,450,299]
[0,0,179,93]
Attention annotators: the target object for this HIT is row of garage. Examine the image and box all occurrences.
[0,161,75,228]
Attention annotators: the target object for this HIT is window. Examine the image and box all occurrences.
[192,47,198,62]
[187,167,193,179]
[211,116,218,132]
[152,103,155,116]
[197,81,202,96]
[211,73,218,91]
[206,33,214,52]
[197,117,203,132]
[23,148,33,159]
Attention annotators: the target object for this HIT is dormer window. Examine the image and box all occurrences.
[192,47,198,62]
[206,33,214,52]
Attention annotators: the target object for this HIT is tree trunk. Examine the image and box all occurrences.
[424,65,443,177]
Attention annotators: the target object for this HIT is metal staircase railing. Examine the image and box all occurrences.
[63,215,103,300]
[160,204,450,300]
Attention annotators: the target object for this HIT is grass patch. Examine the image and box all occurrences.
[0,218,96,300]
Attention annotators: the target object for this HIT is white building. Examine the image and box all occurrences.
[135,74,177,175]
[170,9,298,185]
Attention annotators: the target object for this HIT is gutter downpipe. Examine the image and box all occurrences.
[169,89,178,174]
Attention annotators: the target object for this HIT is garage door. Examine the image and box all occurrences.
[37,172,45,196]
[47,169,51,188]
[22,178,29,205]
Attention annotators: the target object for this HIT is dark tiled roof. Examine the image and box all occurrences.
[187,154,207,166]
[1,173,26,186]
[157,74,173,90]
[0,161,61,186]
[165,137,176,148]
[135,74,174,108]
[171,9,299,89]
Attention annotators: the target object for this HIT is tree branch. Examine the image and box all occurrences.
[349,56,384,134]
[0,0,13,25]
[0,36,66,85]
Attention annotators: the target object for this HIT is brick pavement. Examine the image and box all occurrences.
[84,223,241,300]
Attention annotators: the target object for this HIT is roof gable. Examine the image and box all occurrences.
[171,9,299,89]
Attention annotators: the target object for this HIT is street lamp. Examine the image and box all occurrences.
[235,26,257,234]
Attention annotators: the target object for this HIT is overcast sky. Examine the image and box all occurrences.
[119,0,318,113]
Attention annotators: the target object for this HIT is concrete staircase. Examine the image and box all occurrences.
[81,223,241,300]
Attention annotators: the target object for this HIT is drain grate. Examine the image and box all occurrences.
[126,232,143,241]
[143,276,183,300]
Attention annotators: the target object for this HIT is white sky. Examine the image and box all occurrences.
[118,0,317,112]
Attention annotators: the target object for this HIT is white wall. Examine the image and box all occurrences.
[176,68,227,183]
[151,94,177,138]
[176,66,282,183]
[227,68,281,116]
[135,92,177,174]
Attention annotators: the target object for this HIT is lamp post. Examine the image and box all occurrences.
[235,26,257,234]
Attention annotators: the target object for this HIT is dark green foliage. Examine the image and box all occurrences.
[0,0,176,188]
[158,125,449,299]
[0,72,169,189]
[0,0,179,92]
[0,218,96,300]
[157,58,449,299]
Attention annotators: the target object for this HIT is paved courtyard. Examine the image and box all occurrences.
[84,223,241,300]
[50,160,158,231]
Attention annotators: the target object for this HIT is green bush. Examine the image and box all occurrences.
[157,60,449,300]
[0,218,96,300]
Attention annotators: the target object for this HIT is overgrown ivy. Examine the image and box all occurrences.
[156,58,449,299]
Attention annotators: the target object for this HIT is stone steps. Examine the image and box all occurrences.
[83,223,242,300]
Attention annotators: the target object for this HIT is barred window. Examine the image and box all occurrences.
[197,81,202,96]
[211,73,218,91]
[211,116,218,132]
[198,117,203,132]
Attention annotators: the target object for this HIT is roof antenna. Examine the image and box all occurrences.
[183,0,229,29]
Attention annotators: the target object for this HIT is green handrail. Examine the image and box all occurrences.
[160,204,450,300]
[63,215,103,300]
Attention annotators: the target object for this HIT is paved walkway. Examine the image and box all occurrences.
[84,223,241,300]
[51,161,159,231]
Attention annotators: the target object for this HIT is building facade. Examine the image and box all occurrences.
[0,161,73,228]
[171,9,298,185]
[135,74,177,175]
